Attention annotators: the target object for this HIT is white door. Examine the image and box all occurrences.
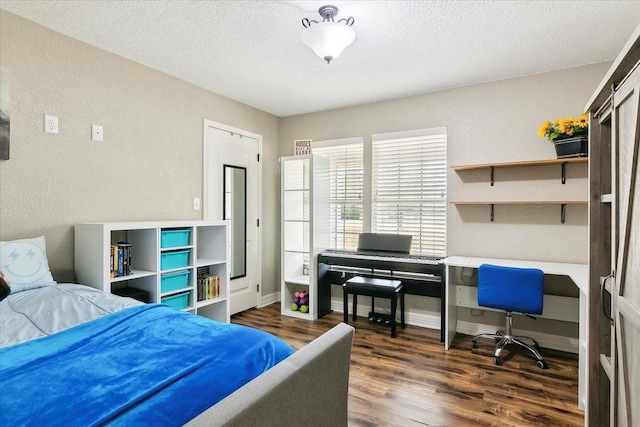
[611,64,640,427]
[203,121,261,315]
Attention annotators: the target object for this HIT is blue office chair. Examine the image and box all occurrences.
[471,264,548,369]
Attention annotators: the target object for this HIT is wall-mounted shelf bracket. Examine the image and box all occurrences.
[490,166,495,186]
[562,162,568,184]
[561,203,566,223]
[490,204,494,222]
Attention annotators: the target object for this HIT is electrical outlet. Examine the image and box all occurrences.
[44,115,58,134]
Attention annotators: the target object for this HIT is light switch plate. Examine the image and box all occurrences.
[92,124,104,142]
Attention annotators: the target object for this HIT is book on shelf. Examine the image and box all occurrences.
[110,245,117,278]
[110,242,132,278]
[196,267,220,301]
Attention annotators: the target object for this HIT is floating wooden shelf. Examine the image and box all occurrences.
[451,200,587,223]
[451,157,588,171]
[452,157,588,185]
[451,200,587,205]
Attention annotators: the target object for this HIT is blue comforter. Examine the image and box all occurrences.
[0,304,294,426]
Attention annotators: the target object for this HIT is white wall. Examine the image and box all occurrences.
[280,64,609,264]
[279,63,610,343]
[0,10,282,295]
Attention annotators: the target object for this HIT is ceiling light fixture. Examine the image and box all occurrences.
[302,5,355,64]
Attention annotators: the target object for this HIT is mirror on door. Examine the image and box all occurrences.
[223,165,247,279]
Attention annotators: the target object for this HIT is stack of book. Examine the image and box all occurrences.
[196,267,221,301]
[110,242,132,278]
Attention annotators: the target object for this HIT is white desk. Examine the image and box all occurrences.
[444,256,588,411]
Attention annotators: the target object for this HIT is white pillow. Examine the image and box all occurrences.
[0,236,57,293]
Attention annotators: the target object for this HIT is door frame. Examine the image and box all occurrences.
[203,119,262,309]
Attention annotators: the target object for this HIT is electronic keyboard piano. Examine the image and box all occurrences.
[317,233,445,341]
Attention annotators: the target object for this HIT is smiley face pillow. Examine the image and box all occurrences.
[0,236,57,294]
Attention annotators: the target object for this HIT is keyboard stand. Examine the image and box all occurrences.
[317,252,445,341]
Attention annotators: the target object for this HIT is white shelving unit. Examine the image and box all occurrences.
[280,154,329,320]
[74,220,230,323]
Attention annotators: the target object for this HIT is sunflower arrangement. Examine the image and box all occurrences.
[539,113,589,142]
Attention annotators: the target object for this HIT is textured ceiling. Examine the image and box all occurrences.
[2,1,640,118]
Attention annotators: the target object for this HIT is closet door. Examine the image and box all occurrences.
[611,64,640,427]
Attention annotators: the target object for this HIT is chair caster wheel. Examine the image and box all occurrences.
[472,340,478,349]
[537,360,548,369]
[493,356,502,366]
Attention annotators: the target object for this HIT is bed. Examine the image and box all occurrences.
[0,237,355,426]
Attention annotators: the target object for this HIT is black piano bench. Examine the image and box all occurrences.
[343,276,405,338]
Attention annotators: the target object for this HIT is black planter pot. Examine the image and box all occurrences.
[554,135,588,158]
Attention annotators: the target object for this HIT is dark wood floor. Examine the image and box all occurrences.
[231,303,583,427]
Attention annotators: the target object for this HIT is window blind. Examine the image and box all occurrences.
[371,129,447,256]
[313,138,364,250]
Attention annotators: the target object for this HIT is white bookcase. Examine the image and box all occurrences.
[74,220,230,323]
[280,154,329,320]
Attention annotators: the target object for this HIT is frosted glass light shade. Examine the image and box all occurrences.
[302,22,356,63]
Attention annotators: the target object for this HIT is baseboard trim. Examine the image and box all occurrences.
[261,292,280,308]
[454,320,579,354]
[330,298,578,354]
[330,299,441,330]
[262,296,578,354]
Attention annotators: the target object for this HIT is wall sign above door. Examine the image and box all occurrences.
[294,139,312,156]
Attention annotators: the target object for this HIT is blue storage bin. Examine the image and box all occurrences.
[160,250,190,270]
[161,270,190,293]
[161,291,191,310]
[160,228,191,248]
